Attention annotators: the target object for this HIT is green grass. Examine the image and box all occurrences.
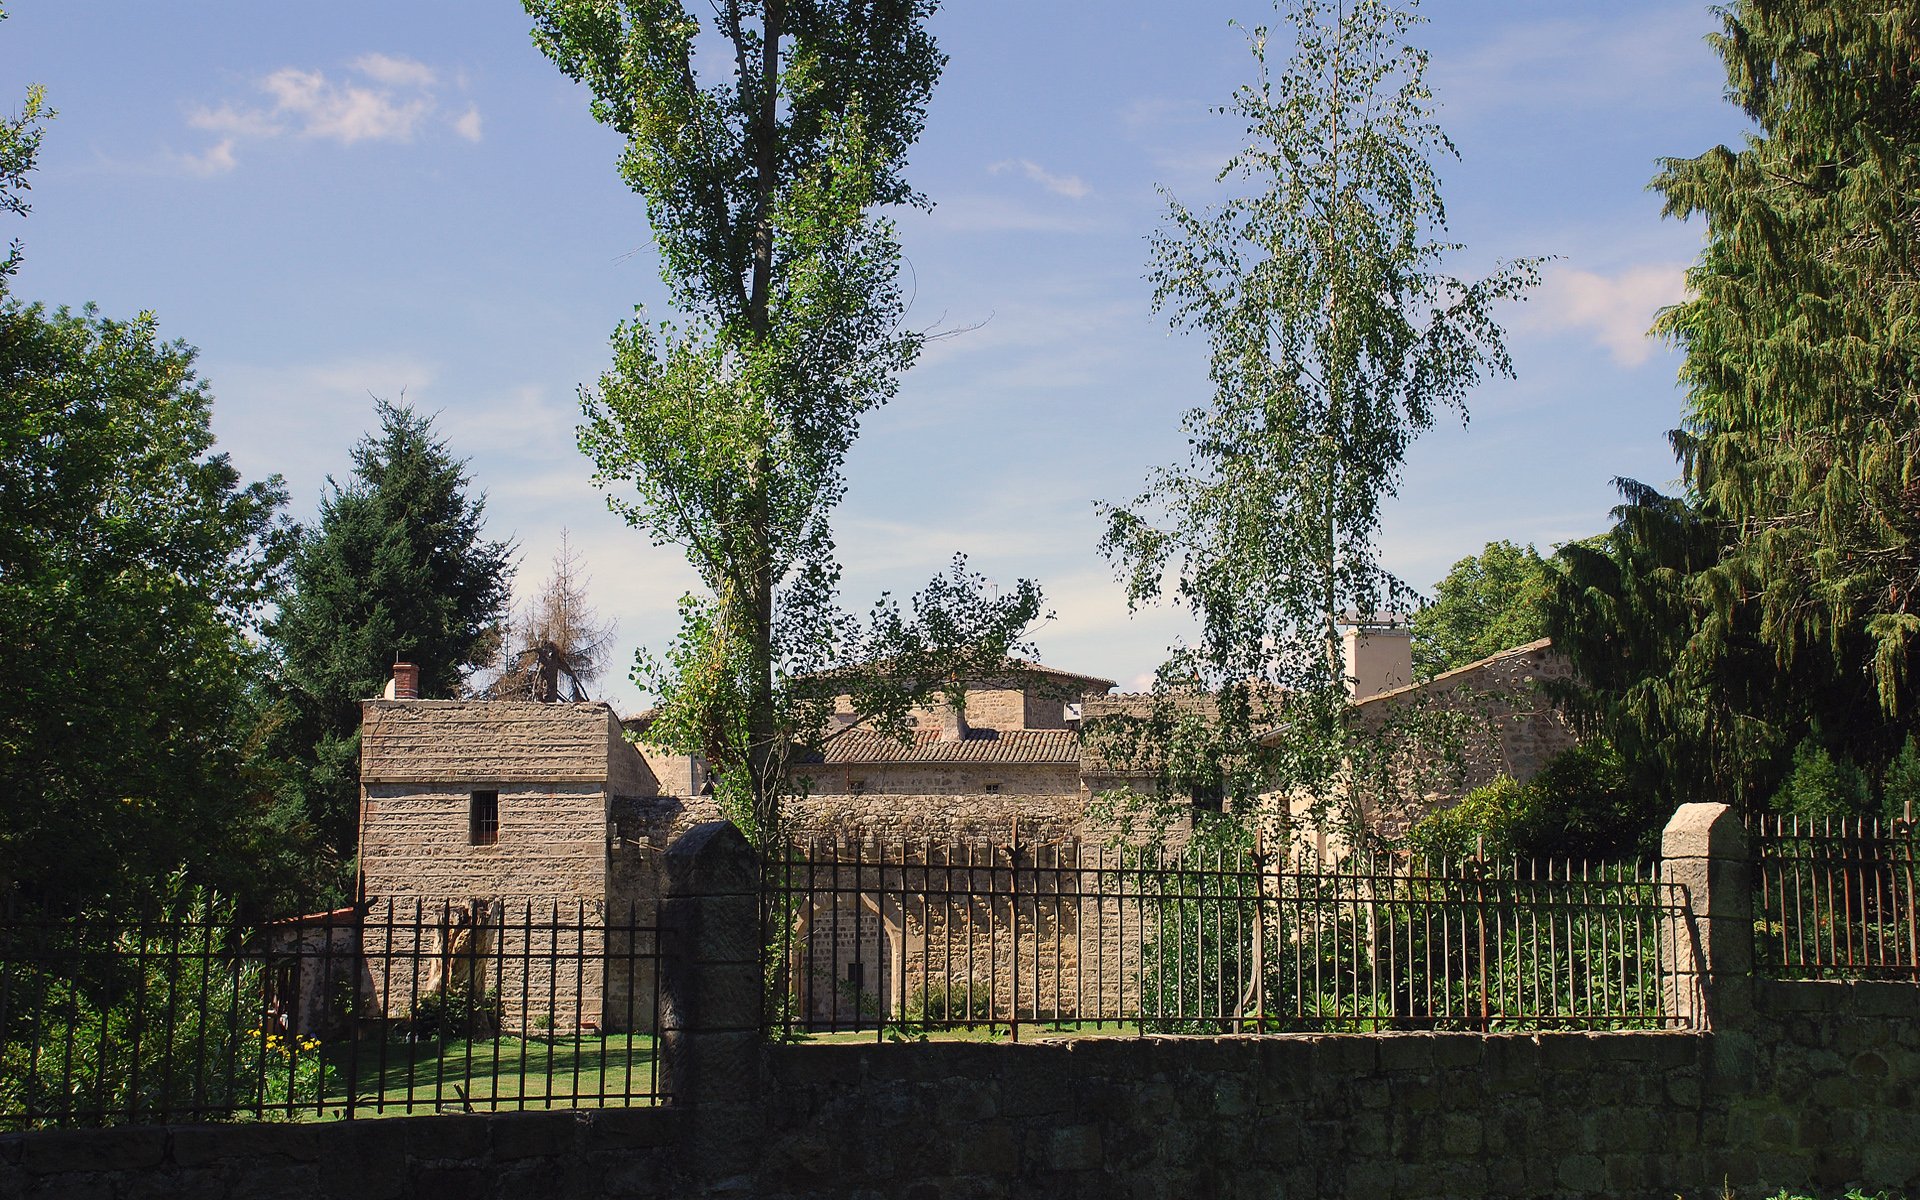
[301,1033,660,1119]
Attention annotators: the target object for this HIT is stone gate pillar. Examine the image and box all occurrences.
[660,821,765,1162]
[1661,802,1752,1028]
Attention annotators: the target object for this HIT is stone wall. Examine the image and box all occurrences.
[789,762,1084,844]
[12,810,1920,1200]
[15,984,1918,1200]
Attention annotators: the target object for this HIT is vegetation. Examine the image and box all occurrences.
[1412,540,1553,679]
[269,401,513,862]
[525,0,1043,843]
[487,529,618,702]
[1097,0,1539,840]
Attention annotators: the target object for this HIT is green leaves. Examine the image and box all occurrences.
[0,301,297,910]
[1100,0,1538,835]
[531,1,959,839]
[270,401,512,856]
[1654,0,1920,716]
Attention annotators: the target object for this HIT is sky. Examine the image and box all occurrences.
[0,1,1751,712]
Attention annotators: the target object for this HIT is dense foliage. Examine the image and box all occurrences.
[0,302,301,909]
[1653,0,1920,719]
[270,401,512,860]
[1411,540,1552,678]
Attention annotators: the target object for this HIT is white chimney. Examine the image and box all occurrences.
[1341,624,1411,700]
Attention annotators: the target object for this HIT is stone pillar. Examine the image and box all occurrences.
[1661,802,1752,1028]
[659,822,765,1164]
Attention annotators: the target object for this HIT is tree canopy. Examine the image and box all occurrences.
[270,401,512,859]
[0,303,298,909]
[527,0,1040,841]
[1411,540,1553,679]
[1098,0,1539,834]
[1653,0,1920,717]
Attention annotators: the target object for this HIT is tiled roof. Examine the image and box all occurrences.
[814,728,1080,765]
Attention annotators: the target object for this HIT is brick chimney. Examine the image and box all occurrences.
[390,661,420,701]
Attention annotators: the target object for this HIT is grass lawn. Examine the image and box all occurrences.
[305,1033,660,1118]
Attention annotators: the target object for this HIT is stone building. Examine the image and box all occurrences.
[355,666,719,1033]
[354,638,1575,1030]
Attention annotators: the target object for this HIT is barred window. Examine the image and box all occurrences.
[469,790,499,845]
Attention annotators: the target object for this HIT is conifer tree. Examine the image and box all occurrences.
[490,529,618,702]
[1654,0,1920,716]
[271,401,512,858]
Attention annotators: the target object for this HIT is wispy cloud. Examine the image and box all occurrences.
[183,53,479,173]
[1433,9,1721,124]
[919,195,1114,236]
[988,158,1090,200]
[1522,262,1688,367]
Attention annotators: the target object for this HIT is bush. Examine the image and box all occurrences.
[405,983,501,1040]
[906,980,995,1025]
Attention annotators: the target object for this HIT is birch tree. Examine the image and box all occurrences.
[1099,0,1540,833]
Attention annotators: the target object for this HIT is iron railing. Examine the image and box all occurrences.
[764,837,1699,1040]
[1752,812,1920,978]
[0,898,667,1129]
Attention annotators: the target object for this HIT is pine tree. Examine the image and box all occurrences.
[271,401,512,858]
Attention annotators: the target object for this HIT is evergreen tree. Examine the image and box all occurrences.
[1411,540,1552,678]
[1654,0,1920,717]
[271,401,512,859]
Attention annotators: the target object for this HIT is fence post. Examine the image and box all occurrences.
[1661,802,1752,1028]
[660,821,765,1157]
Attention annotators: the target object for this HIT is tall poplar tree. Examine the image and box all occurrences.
[1654,0,1920,718]
[527,2,1040,843]
[1099,0,1539,831]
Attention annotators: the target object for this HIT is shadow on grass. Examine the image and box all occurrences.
[310,1033,660,1119]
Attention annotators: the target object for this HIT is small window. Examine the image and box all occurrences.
[848,778,867,795]
[469,790,499,845]
[983,782,1001,795]
[1189,781,1224,813]
[845,961,864,989]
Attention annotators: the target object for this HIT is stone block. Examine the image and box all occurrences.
[19,1127,166,1175]
[173,1121,325,1167]
[1376,1033,1435,1073]
[1047,1125,1102,1172]
[1555,1152,1606,1193]
[948,1122,1018,1177]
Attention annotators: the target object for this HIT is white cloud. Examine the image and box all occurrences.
[173,137,238,177]
[182,53,477,171]
[1523,262,1688,367]
[988,158,1090,200]
[353,52,439,90]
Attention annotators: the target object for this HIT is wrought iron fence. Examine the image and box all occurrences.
[0,898,667,1129]
[1752,812,1920,978]
[764,837,1699,1040]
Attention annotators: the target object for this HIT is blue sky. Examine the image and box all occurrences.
[0,2,1749,710]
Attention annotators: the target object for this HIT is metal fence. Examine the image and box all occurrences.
[0,899,667,1130]
[764,837,1699,1040]
[1752,812,1920,978]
